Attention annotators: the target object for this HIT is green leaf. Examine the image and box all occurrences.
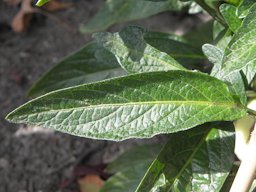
[101,145,162,192]
[28,42,126,97]
[106,144,162,173]
[221,3,256,84]
[101,164,151,192]
[184,20,214,49]
[36,0,50,6]
[93,26,185,73]
[144,31,205,69]
[202,44,246,105]
[219,4,242,33]
[6,71,247,141]
[135,123,235,192]
[237,0,255,18]
[80,0,189,33]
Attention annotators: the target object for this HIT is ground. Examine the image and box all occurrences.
[0,1,207,191]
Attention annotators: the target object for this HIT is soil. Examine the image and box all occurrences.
[0,1,209,191]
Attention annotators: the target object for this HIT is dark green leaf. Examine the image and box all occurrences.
[101,145,161,192]
[184,20,214,49]
[28,43,126,97]
[93,26,185,73]
[219,4,242,33]
[80,0,189,33]
[202,44,246,105]
[221,3,256,84]
[135,123,235,192]
[106,144,162,173]
[6,71,247,141]
[144,31,205,69]
[101,164,151,192]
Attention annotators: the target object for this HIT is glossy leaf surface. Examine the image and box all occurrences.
[36,0,50,6]
[80,0,188,33]
[93,26,185,73]
[135,123,235,192]
[7,71,246,140]
[28,43,126,97]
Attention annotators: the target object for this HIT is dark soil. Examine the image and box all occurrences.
[0,1,209,191]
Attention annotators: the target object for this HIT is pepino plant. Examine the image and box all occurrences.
[6,0,256,191]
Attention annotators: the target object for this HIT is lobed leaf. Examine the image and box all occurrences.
[28,43,126,97]
[135,123,235,192]
[93,26,185,73]
[6,71,246,141]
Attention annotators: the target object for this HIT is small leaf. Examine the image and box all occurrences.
[221,3,256,84]
[135,123,235,192]
[80,0,189,33]
[6,71,247,141]
[93,26,185,73]
[28,42,126,97]
[219,4,242,33]
[36,0,50,6]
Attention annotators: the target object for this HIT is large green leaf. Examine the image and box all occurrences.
[202,44,246,105]
[221,3,256,84]
[93,26,185,73]
[100,145,162,192]
[6,71,246,140]
[80,0,189,33]
[28,43,126,97]
[135,123,235,192]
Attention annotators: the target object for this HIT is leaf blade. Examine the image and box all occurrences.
[221,3,256,83]
[93,26,185,73]
[28,42,126,97]
[80,0,188,33]
[7,71,246,140]
[135,123,235,192]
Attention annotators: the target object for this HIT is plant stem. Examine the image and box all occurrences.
[230,123,256,192]
[194,0,226,26]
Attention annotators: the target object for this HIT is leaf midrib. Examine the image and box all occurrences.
[10,100,243,118]
[168,129,210,192]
